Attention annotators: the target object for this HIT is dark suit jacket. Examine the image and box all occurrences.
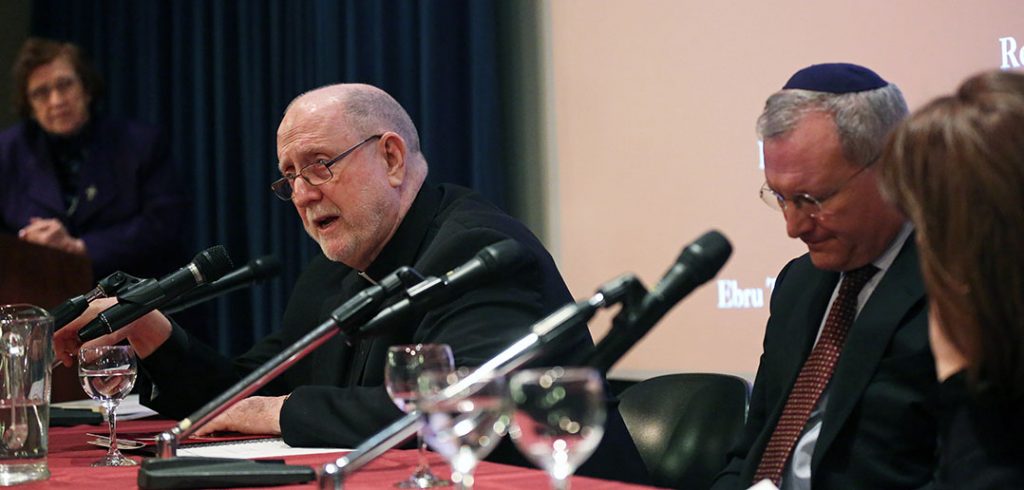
[935,371,1024,489]
[139,183,649,484]
[711,238,939,489]
[0,119,189,279]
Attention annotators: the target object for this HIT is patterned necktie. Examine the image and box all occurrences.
[753,264,879,486]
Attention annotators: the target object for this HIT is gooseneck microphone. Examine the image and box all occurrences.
[318,231,732,489]
[444,239,530,285]
[77,246,234,342]
[320,232,733,488]
[162,255,282,315]
[355,239,534,336]
[151,239,533,462]
[582,229,732,372]
[48,271,147,329]
[324,271,648,484]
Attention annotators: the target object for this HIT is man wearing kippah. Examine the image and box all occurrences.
[710,64,939,489]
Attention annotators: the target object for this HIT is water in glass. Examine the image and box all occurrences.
[384,344,454,488]
[0,304,53,486]
[509,367,606,490]
[78,345,137,467]
[419,369,510,490]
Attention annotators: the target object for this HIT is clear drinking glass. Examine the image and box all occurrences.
[418,369,510,490]
[385,344,455,488]
[77,345,137,467]
[508,367,606,490]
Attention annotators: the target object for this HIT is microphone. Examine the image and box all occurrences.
[49,271,146,329]
[150,240,532,461]
[324,271,645,483]
[77,246,234,342]
[582,229,732,372]
[161,255,282,315]
[354,238,533,336]
[444,238,530,285]
[320,237,728,485]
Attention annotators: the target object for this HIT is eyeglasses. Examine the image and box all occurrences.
[28,76,81,104]
[270,134,382,201]
[759,161,874,220]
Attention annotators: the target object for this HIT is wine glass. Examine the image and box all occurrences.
[385,344,455,488]
[508,367,606,490]
[78,345,137,467]
[418,368,510,490]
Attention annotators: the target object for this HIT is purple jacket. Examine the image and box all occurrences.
[0,118,190,279]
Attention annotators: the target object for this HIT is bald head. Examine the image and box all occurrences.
[282,83,422,156]
[275,84,428,269]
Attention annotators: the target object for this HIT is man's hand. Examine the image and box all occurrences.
[18,217,86,255]
[53,297,174,366]
[192,396,287,436]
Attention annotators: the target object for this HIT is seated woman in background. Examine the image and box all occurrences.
[879,69,1024,488]
[0,37,189,280]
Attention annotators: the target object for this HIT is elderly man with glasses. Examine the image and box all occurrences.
[54,83,649,484]
[710,64,939,490]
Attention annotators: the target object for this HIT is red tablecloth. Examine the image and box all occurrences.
[14,419,657,489]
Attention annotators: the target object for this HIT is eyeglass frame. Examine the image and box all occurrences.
[27,75,83,104]
[759,159,875,220]
[270,134,383,201]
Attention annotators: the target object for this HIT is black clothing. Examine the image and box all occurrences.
[0,118,189,279]
[935,371,1024,489]
[139,183,649,484]
[712,239,939,489]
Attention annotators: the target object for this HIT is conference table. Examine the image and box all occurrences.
[21,419,659,489]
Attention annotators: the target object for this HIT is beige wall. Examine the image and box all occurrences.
[544,0,1023,379]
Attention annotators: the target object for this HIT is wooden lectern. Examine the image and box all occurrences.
[0,233,93,401]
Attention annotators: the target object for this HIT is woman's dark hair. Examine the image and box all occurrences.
[879,70,1024,402]
[11,37,104,119]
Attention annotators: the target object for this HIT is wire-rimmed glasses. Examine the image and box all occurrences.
[758,160,874,220]
[28,76,81,104]
[270,134,382,200]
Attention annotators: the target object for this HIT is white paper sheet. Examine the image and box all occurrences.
[51,394,159,420]
[176,438,348,459]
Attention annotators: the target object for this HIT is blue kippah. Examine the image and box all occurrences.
[782,63,888,94]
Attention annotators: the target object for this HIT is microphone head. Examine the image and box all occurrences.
[477,239,533,273]
[652,230,732,304]
[192,246,235,283]
[247,255,283,278]
[677,230,732,284]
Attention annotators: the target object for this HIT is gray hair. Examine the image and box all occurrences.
[757,83,909,166]
[341,87,422,155]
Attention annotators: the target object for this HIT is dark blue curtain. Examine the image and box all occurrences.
[31,0,507,356]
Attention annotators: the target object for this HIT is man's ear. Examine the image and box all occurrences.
[381,132,408,187]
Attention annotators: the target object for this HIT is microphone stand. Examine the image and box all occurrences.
[162,256,281,315]
[153,266,422,458]
[136,240,536,489]
[49,271,147,370]
[49,271,146,330]
[318,274,645,489]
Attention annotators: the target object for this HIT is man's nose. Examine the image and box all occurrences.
[783,205,815,239]
[290,178,321,207]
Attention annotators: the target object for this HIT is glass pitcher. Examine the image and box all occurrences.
[0,304,53,486]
